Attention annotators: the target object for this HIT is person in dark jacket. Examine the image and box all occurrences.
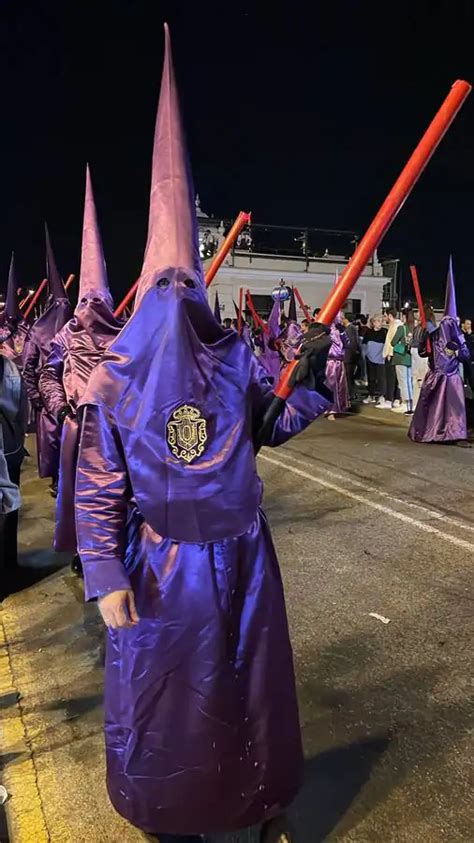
[0,353,28,598]
[342,313,360,402]
[362,314,387,404]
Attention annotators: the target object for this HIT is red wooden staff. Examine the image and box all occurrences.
[205,211,251,288]
[114,279,139,318]
[65,273,75,291]
[245,290,267,333]
[19,289,34,310]
[23,278,48,320]
[410,264,431,353]
[257,79,471,440]
[294,286,312,321]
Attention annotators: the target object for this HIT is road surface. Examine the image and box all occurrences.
[1,409,473,842]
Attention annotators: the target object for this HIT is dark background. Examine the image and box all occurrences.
[1,0,474,312]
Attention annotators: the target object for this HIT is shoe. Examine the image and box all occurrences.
[363,397,376,404]
[391,404,407,413]
[392,399,401,408]
[375,400,391,409]
[71,555,83,578]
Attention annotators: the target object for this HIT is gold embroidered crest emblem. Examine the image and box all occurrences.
[167,405,207,464]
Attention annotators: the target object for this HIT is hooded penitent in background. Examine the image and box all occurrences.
[258,298,282,382]
[0,254,30,367]
[409,256,470,444]
[39,166,122,552]
[23,226,73,480]
[74,24,331,839]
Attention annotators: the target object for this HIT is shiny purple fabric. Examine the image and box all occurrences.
[39,297,122,550]
[408,316,470,443]
[23,299,73,477]
[258,302,282,383]
[75,371,330,834]
[81,281,329,545]
[325,323,350,413]
[278,321,303,363]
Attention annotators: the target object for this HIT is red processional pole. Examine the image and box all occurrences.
[257,79,471,439]
[294,287,312,322]
[114,279,139,318]
[245,290,267,332]
[19,290,34,310]
[410,264,431,353]
[65,273,75,291]
[23,278,48,320]
[205,212,251,288]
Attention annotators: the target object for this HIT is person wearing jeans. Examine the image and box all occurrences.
[391,309,414,415]
[362,314,387,404]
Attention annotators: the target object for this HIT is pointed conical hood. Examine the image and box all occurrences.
[78,165,110,299]
[5,253,22,322]
[45,224,68,301]
[288,287,297,322]
[213,290,221,322]
[444,255,458,319]
[137,22,201,304]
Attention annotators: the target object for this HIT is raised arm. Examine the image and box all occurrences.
[249,356,332,447]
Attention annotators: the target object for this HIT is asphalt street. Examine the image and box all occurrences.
[0,409,473,842]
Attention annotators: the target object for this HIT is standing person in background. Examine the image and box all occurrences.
[23,227,73,492]
[409,258,470,445]
[362,314,387,405]
[461,317,474,390]
[355,314,369,387]
[381,308,402,410]
[0,352,28,599]
[342,313,360,403]
[411,316,430,408]
[325,312,350,420]
[391,308,414,415]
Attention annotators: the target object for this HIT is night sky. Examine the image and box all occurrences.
[2,1,474,312]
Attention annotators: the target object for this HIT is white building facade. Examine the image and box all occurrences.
[197,198,393,320]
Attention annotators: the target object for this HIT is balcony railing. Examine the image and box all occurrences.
[199,219,365,268]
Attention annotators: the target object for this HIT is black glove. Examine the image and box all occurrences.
[57,405,73,424]
[289,322,332,387]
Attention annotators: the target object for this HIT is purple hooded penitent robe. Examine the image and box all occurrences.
[325,322,350,414]
[258,300,281,383]
[23,298,73,477]
[408,316,470,442]
[76,336,330,836]
[22,228,73,479]
[39,166,122,550]
[39,297,121,548]
[75,23,331,836]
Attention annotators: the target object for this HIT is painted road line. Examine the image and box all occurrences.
[259,452,474,553]
[0,611,49,843]
[281,449,474,532]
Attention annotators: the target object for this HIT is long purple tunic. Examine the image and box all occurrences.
[408,316,470,443]
[75,347,330,835]
[39,297,122,550]
[325,323,350,414]
[23,299,73,478]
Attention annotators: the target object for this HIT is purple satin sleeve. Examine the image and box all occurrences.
[250,358,331,447]
[39,337,67,418]
[22,340,41,404]
[75,404,132,601]
[339,328,350,349]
